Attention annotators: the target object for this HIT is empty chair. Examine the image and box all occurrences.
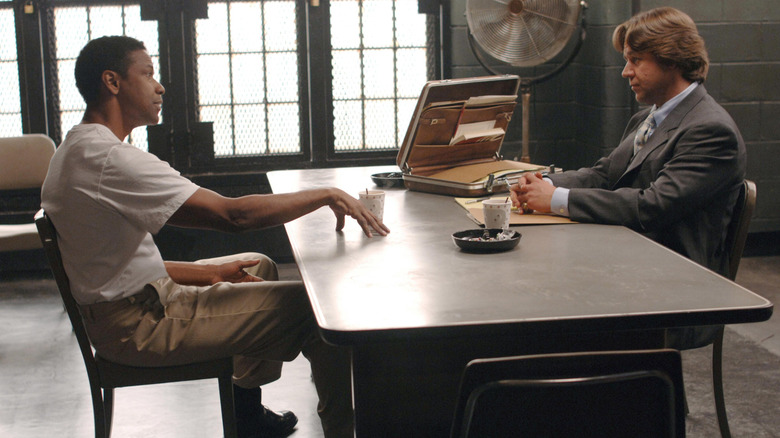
[451,349,685,438]
[0,134,56,252]
[35,209,237,438]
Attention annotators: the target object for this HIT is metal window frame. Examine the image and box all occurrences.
[10,0,440,174]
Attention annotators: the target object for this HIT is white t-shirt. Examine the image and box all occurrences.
[41,124,199,304]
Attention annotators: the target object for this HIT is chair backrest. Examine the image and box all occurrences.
[34,209,103,380]
[725,180,757,281]
[450,349,685,438]
[0,134,56,190]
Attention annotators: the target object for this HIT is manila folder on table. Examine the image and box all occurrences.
[455,196,576,225]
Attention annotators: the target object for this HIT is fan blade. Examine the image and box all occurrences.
[518,14,543,60]
[524,8,574,25]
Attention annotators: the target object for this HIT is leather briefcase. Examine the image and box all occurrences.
[396,75,548,197]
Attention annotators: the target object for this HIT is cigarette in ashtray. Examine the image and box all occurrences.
[468,229,514,242]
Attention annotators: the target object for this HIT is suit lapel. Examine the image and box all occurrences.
[615,85,708,187]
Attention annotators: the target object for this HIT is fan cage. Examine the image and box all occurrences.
[466,0,581,67]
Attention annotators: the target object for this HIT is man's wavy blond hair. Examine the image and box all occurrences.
[612,7,709,83]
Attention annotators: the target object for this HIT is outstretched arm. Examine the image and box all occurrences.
[167,187,389,237]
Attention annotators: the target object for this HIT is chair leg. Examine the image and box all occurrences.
[218,375,238,438]
[103,388,114,438]
[90,384,108,438]
[713,326,731,438]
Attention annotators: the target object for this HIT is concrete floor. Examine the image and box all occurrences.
[0,256,778,437]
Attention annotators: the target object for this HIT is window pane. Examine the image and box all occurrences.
[266,52,297,103]
[229,2,263,52]
[197,0,300,158]
[331,0,427,152]
[333,100,362,150]
[58,59,82,112]
[332,51,362,99]
[197,3,229,53]
[264,2,297,51]
[362,0,393,48]
[396,48,427,97]
[397,98,417,144]
[232,54,265,104]
[0,7,22,137]
[201,105,235,156]
[363,49,395,98]
[268,103,300,154]
[54,3,159,151]
[198,54,233,104]
[60,110,83,137]
[395,2,427,47]
[330,2,359,50]
[234,104,268,155]
[364,99,395,149]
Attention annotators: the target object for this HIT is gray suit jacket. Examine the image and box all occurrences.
[549,85,746,277]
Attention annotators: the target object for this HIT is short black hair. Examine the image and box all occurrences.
[74,35,147,104]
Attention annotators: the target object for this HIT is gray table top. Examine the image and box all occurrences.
[268,166,773,345]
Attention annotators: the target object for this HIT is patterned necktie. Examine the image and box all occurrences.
[633,109,657,155]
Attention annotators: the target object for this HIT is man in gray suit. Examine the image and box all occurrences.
[511,7,746,279]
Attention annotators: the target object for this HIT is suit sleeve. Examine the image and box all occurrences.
[551,110,743,232]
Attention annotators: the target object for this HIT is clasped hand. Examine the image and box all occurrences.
[509,172,555,214]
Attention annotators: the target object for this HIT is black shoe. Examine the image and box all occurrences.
[237,405,298,438]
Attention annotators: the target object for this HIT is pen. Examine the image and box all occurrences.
[465,196,492,204]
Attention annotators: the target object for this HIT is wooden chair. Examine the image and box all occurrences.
[450,349,685,438]
[0,134,55,252]
[702,179,757,438]
[34,209,237,438]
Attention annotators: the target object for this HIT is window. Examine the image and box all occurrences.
[53,3,159,150]
[196,1,301,157]
[0,5,22,137]
[330,0,427,152]
[195,0,428,161]
[9,0,433,170]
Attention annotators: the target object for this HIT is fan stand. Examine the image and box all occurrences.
[466,9,587,163]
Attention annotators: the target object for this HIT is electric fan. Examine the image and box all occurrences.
[466,0,587,162]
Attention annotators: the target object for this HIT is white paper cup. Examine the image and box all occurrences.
[482,198,511,229]
[359,190,385,224]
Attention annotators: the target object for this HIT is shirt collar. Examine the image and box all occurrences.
[650,81,699,127]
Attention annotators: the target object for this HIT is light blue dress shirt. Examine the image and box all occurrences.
[548,82,699,217]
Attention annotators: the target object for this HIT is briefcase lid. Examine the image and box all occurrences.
[396,75,521,172]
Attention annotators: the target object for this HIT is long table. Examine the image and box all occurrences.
[268,166,773,437]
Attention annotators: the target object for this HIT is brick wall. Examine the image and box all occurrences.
[447,0,780,232]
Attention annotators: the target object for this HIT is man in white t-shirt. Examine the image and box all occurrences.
[42,35,389,438]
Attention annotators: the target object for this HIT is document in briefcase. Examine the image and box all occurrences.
[396,75,548,197]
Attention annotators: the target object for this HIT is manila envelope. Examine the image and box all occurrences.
[454,196,576,226]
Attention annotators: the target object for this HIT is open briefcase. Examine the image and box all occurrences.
[396,75,549,197]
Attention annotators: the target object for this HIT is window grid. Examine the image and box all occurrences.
[53,3,159,151]
[341,0,398,150]
[331,0,427,152]
[197,0,301,158]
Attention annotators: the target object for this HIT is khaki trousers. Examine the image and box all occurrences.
[80,253,353,438]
